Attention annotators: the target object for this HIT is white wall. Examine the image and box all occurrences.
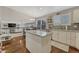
[0,6,34,22]
[1,7,33,20]
[0,6,35,28]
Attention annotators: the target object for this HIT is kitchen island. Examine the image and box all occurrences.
[25,30,52,53]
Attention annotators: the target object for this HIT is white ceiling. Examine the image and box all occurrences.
[7,6,75,18]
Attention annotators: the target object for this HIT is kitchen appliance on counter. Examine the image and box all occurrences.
[72,23,79,30]
[67,23,79,30]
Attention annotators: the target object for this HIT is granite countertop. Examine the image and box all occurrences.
[26,30,52,37]
[10,32,22,34]
[52,29,79,32]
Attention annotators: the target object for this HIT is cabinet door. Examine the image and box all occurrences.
[73,9,79,23]
[0,7,1,17]
[52,31,59,41]
[66,32,71,45]
[76,33,79,49]
[26,32,32,49]
[58,31,66,44]
[61,13,72,25]
[70,32,76,47]
[51,41,69,52]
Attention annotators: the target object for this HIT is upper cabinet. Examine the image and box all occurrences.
[61,13,72,26]
[73,9,79,23]
[0,7,2,18]
[53,15,61,26]
[53,13,72,26]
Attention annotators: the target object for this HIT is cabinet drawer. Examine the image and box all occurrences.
[51,40,69,52]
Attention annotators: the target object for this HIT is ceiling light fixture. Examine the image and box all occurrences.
[29,19,35,21]
[40,8,43,10]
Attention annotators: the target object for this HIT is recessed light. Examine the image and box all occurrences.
[40,8,43,10]
[29,19,35,21]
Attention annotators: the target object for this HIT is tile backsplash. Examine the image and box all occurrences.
[53,23,79,30]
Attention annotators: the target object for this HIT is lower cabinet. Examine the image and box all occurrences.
[58,31,67,44]
[52,31,69,52]
[52,31,77,46]
[52,31,67,44]
[52,31,59,41]
[70,32,76,47]
[52,30,79,51]
[66,32,71,45]
[76,33,79,49]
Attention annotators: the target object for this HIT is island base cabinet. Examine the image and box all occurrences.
[26,32,51,53]
[27,40,42,53]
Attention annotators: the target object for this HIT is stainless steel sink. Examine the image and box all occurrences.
[35,30,47,36]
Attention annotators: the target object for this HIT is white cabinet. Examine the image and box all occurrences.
[52,30,79,50]
[52,31,59,41]
[73,9,79,23]
[58,31,66,44]
[61,13,72,26]
[26,38,42,53]
[26,31,51,53]
[76,33,79,49]
[0,7,2,18]
[70,32,76,47]
[51,41,69,52]
[66,32,71,45]
[53,13,72,26]
[52,31,69,52]
[52,31,67,44]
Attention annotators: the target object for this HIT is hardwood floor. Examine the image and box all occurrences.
[51,46,66,53]
[69,46,79,53]
[0,36,79,53]
[51,46,79,53]
[0,36,29,53]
